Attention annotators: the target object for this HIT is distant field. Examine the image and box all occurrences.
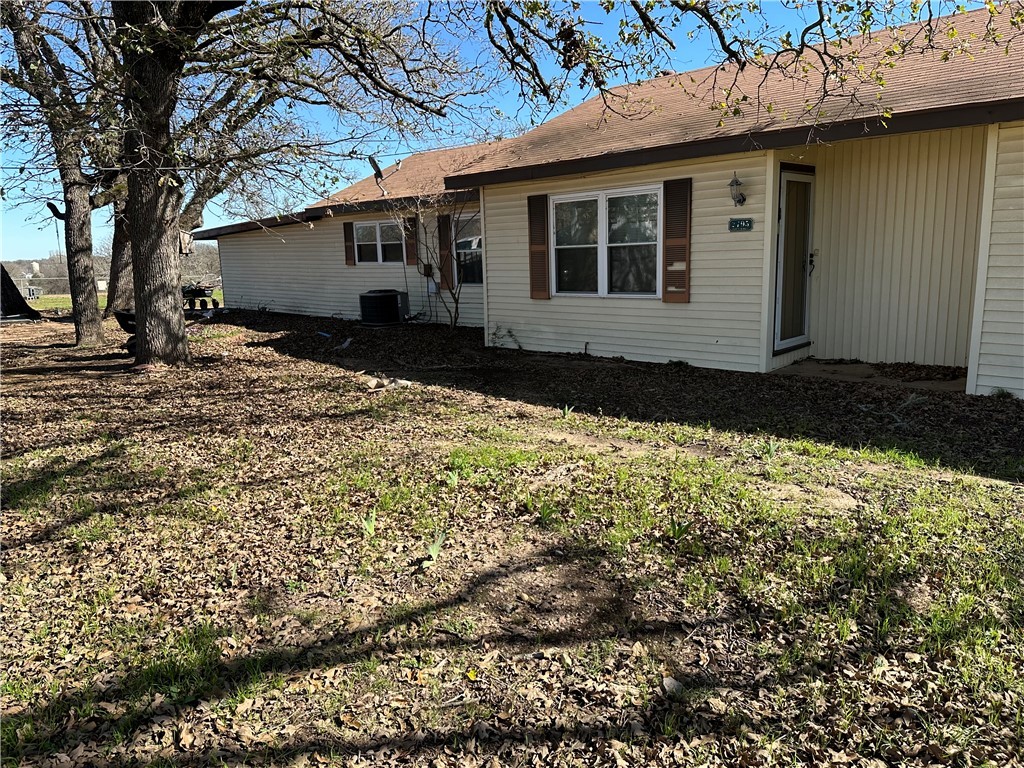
[27,294,103,311]
[29,290,224,312]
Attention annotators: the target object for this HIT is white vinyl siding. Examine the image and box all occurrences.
[483,152,768,371]
[418,209,485,327]
[971,121,1024,397]
[806,126,986,366]
[217,208,483,327]
[219,216,408,318]
[453,284,484,327]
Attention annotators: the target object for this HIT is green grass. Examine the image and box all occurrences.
[27,292,106,311]
[123,623,229,702]
[28,289,224,312]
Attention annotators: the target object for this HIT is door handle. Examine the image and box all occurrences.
[808,251,816,275]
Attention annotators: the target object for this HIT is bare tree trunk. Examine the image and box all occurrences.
[63,182,103,346]
[4,6,103,346]
[125,178,188,365]
[116,2,192,366]
[104,200,133,316]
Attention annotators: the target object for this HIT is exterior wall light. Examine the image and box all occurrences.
[729,172,746,206]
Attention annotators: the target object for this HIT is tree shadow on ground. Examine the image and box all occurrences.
[0,453,373,559]
[3,359,134,377]
[233,312,1024,481]
[2,445,124,508]
[2,521,953,766]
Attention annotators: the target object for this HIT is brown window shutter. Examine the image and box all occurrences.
[343,221,356,266]
[437,213,453,290]
[662,178,692,303]
[527,194,549,299]
[403,216,418,266]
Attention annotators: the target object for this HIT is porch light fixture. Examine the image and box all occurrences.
[729,173,746,206]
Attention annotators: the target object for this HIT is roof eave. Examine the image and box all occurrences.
[192,188,480,240]
[312,188,479,217]
[191,210,316,240]
[444,98,1024,189]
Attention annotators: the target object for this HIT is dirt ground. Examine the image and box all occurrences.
[773,359,969,393]
[2,312,1022,768]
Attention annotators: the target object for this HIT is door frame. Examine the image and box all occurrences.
[774,170,815,353]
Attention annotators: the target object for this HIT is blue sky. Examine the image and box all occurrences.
[0,1,950,262]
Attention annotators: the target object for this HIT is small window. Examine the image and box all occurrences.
[355,223,378,263]
[379,223,404,263]
[455,214,483,284]
[607,192,658,294]
[554,198,599,293]
[355,221,405,263]
[552,187,660,296]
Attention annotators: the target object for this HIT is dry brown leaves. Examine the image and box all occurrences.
[2,314,1022,767]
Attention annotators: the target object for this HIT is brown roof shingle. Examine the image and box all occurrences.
[309,143,495,208]
[446,6,1024,187]
[194,144,491,239]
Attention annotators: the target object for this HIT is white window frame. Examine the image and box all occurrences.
[354,220,405,264]
[453,212,483,286]
[549,185,663,298]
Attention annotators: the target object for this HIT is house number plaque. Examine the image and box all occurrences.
[729,218,754,232]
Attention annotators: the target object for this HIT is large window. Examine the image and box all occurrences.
[552,188,660,296]
[455,214,483,284]
[355,221,404,263]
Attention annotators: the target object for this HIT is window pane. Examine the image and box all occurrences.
[356,243,379,263]
[455,216,481,241]
[379,223,402,243]
[355,223,377,244]
[458,251,483,284]
[609,244,657,293]
[381,242,404,262]
[608,193,658,244]
[554,199,598,246]
[455,215,482,284]
[556,246,598,292]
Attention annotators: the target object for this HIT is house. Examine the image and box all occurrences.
[443,6,1023,397]
[197,7,1023,397]
[192,144,494,327]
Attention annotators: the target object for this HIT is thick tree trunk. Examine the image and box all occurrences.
[114,0,238,363]
[63,183,103,346]
[116,3,191,365]
[125,177,188,364]
[104,200,133,316]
